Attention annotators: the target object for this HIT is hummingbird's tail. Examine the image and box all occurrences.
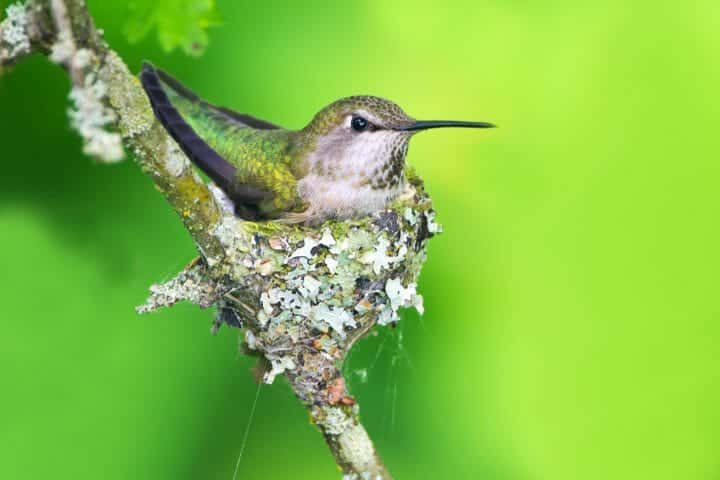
[139,62,269,217]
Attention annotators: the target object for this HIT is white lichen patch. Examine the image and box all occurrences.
[244,330,257,350]
[1,3,30,59]
[377,306,395,326]
[385,278,419,311]
[403,207,417,226]
[337,422,378,474]
[164,137,189,176]
[49,29,74,65]
[213,216,244,249]
[324,256,338,274]
[212,219,254,274]
[136,263,219,313]
[301,275,322,297]
[289,237,320,260]
[47,29,125,164]
[263,354,296,384]
[67,74,124,163]
[378,278,424,325]
[209,183,236,216]
[426,210,442,234]
[359,235,407,275]
[71,48,93,70]
[315,405,355,436]
[320,227,336,246]
[310,304,356,338]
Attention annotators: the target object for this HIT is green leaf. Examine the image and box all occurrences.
[124,0,221,56]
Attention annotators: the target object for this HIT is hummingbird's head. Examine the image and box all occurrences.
[296,95,494,221]
[301,95,494,192]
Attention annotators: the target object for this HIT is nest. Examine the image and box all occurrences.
[137,172,439,406]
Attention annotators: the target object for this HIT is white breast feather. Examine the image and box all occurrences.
[298,127,406,220]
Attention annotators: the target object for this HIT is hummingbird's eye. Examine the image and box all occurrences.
[351,115,369,132]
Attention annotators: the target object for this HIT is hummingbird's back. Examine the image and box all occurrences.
[140,63,305,219]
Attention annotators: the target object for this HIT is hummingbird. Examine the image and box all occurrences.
[140,63,495,224]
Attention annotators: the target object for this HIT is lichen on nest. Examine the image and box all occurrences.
[138,172,440,391]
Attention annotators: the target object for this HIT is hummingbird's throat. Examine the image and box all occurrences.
[295,130,409,221]
[370,139,408,190]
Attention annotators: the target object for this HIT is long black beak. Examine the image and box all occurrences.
[397,120,496,131]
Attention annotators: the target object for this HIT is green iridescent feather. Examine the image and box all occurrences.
[156,77,306,217]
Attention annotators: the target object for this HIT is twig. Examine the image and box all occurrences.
[287,352,392,479]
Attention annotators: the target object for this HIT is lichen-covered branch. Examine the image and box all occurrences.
[99,57,227,260]
[290,354,391,479]
[1,2,443,478]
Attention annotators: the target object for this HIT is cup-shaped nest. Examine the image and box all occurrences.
[138,172,440,387]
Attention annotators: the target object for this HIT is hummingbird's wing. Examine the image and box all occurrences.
[140,62,285,219]
[147,65,283,131]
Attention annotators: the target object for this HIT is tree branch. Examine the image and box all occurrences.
[287,351,391,479]
[1,2,442,478]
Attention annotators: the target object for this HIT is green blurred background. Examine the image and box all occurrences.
[1,1,719,479]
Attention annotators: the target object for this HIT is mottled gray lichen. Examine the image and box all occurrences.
[164,137,190,177]
[315,404,357,436]
[67,74,124,163]
[136,261,219,313]
[1,3,30,59]
[47,31,125,163]
[49,28,74,64]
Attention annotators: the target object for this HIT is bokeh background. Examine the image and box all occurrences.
[1,1,719,479]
